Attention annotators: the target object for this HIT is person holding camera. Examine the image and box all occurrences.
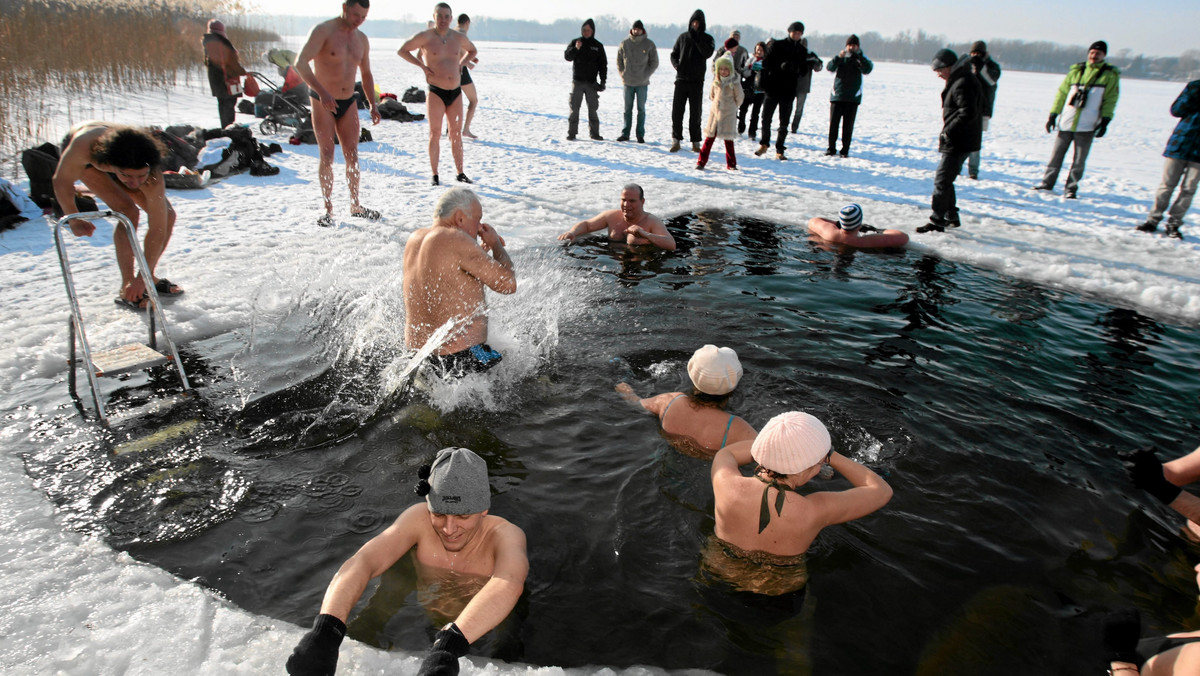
[1033,41,1120,199]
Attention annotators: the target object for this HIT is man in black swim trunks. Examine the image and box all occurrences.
[403,187,515,378]
[295,0,382,227]
[398,3,477,186]
[457,14,480,139]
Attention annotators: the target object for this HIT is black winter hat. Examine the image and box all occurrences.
[631,20,645,33]
[724,37,739,51]
[787,21,804,34]
[846,34,860,46]
[1089,40,1108,54]
[582,18,595,33]
[931,48,957,69]
[971,40,987,54]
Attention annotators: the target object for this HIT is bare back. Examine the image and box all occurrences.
[714,476,825,556]
[403,226,505,354]
[298,18,369,98]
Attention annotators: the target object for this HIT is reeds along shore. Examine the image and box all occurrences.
[0,0,279,173]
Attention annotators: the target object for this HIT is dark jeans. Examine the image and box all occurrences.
[828,101,859,153]
[217,96,237,128]
[739,91,764,135]
[931,150,970,223]
[568,80,601,137]
[672,81,704,142]
[759,94,794,152]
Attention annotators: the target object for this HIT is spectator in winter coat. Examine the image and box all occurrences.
[738,42,767,136]
[202,20,246,128]
[616,20,658,143]
[790,37,823,133]
[824,35,873,157]
[565,18,607,141]
[754,22,812,161]
[966,40,1001,179]
[669,10,715,153]
[714,30,751,81]
[1034,41,1120,199]
[917,49,982,234]
[1137,79,1200,240]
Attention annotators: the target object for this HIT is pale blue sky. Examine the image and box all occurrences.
[248,0,1199,57]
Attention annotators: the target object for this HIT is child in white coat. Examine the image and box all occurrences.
[697,51,745,170]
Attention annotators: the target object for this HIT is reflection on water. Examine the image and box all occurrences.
[14,210,1200,674]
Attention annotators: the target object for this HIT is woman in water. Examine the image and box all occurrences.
[617,344,757,458]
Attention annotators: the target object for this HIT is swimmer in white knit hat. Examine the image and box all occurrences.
[617,344,758,458]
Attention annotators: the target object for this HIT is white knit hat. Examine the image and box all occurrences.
[751,412,831,474]
[687,345,742,395]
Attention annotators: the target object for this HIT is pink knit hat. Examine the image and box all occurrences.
[687,345,742,395]
[751,412,831,474]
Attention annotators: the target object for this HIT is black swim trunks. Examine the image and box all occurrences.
[460,65,473,86]
[430,343,502,378]
[428,84,463,106]
[310,91,359,120]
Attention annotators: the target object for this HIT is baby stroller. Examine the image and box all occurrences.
[247,70,311,137]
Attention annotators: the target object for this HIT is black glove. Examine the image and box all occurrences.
[1096,117,1111,138]
[1045,114,1057,133]
[417,623,470,676]
[1120,446,1182,504]
[1102,608,1142,665]
[286,614,347,676]
[596,82,606,92]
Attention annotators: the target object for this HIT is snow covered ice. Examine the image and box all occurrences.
[0,39,1196,674]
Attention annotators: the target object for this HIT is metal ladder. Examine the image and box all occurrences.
[54,210,192,425]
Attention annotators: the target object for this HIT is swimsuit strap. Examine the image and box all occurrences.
[661,393,686,421]
[720,414,735,448]
[754,467,797,534]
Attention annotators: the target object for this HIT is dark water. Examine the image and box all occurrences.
[17,210,1200,675]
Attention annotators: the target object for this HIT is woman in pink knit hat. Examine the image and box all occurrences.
[616,344,757,458]
[704,411,892,594]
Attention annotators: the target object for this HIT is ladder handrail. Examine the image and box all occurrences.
[53,210,192,424]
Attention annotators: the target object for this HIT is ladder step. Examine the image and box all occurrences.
[113,416,201,455]
[91,343,168,377]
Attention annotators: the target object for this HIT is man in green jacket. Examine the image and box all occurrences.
[1034,40,1120,199]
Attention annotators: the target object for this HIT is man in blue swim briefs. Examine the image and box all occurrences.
[295,0,382,227]
[403,188,515,378]
[398,2,477,186]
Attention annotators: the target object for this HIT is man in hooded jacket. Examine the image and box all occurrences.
[565,18,607,141]
[917,49,982,234]
[669,10,715,153]
[617,20,658,143]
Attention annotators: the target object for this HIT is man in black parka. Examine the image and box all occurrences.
[565,18,607,141]
[669,10,715,152]
[754,21,811,161]
[918,49,982,233]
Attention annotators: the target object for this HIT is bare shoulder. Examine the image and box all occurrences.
[485,514,527,549]
[643,211,667,231]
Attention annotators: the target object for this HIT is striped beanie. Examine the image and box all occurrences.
[838,203,863,230]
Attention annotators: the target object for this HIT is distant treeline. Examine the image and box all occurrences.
[268,13,1200,82]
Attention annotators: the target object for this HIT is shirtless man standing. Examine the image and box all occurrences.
[403,187,515,378]
[398,3,477,186]
[286,447,528,676]
[53,123,183,308]
[295,0,381,228]
[557,183,676,250]
[708,411,891,594]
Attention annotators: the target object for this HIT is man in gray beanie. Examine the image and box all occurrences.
[287,447,528,676]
